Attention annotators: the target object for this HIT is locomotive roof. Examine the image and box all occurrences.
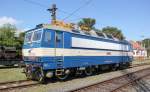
[26,24,129,44]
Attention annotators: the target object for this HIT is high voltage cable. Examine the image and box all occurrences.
[23,0,92,22]
[68,17,83,22]
[62,0,93,21]
[23,0,66,20]
[23,0,70,14]
[23,0,68,14]
[23,0,48,8]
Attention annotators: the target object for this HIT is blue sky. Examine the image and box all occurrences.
[0,0,150,40]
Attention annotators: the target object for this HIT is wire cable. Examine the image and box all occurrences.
[62,0,93,21]
[23,0,91,22]
[23,0,48,8]
[23,0,75,16]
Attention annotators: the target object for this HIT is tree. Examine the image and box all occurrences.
[0,24,17,46]
[17,32,25,48]
[142,38,150,49]
[142,38,150,57]
[101,26,125,40]
[78,18,96,31]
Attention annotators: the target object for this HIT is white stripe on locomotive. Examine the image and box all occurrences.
[23,48,132,57]
[72,37,129,51]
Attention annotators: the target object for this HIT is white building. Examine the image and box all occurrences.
[130,41,147,60]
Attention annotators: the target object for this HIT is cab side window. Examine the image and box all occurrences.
[56,32,62,42]
[44,31,51,43]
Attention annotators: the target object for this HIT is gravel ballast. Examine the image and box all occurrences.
[18,64,150,92]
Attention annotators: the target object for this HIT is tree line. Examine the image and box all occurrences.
[77,18,150,57]
[77,18,125,40]
[0,18,149,53]
[0,24,25,49]
[78,18,150,47]
[0,18,125,49]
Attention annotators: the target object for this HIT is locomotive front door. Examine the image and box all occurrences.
[55,31,64,68]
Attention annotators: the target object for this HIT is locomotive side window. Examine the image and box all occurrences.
[33,30,42,41]
[24,32,33,42]
[56,32,62,42]
[44,31,51,42]
[106,34,113,39]
[96,32,105,38]
[72,30,80,33]
[84,31,91,35]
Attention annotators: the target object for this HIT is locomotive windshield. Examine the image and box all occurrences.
[32,30,42,41]
[24,32,33,43]
[24,29,42,43]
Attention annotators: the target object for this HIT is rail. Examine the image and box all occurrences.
[68,67,150,92]
[0,80,39,91]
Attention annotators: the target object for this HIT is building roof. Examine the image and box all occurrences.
[130,41,144,50]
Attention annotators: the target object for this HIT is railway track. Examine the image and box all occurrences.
[69,67,150,92]
[0,63,149,92]
[0,80,39,92]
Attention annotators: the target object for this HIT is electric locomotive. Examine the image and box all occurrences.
[22,21,133,82]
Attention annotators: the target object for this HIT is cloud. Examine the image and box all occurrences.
[0,16,22,26]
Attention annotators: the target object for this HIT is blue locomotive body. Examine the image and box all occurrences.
[23,24,133,81]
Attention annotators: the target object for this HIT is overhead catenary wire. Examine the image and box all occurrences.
[62,0,93,21]
[23,0,93,23]
[23,0,69,14]
[23,0,48,8]
[68,17,83,22]
[23,0,81,21]
[23,0,64,20]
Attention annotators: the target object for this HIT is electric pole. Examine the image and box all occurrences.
[47,4,57,21]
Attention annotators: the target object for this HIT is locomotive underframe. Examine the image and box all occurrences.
[24,61,131,83]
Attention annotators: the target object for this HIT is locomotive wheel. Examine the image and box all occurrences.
[111,66,117,71]
[126,62,130,68]
[75,70,84,77]
[111,64,118,71]
[55,69,70,80]
[35,68,45,83]
[85,66,93,76]
[25,72,32,79]
[25,68,33,80]
[56,74,69,80]
[119,63,128,70]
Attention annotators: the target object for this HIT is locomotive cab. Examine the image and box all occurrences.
[23,28,53,61]
[23,25,64,82]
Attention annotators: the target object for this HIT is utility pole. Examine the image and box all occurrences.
[47,4,57,22]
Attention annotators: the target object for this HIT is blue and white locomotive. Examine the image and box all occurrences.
[23,22,133,82]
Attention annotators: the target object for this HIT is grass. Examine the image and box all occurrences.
[0,68,26,83]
